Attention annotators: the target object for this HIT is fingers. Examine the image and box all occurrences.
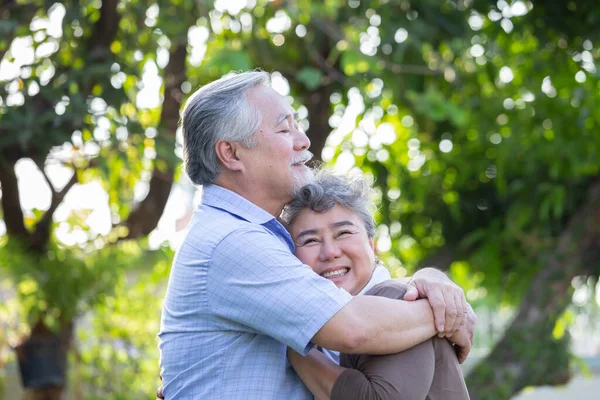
[410,272,470,338]
[403,284,419,301]
[442,289,458,337]
[466,303,477,343]
[427,286,447,334]
[446,290,466,336]
[455,342,470,364]
[462,293,468,330]
[449,330,471,364]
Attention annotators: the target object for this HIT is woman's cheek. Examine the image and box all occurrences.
[296,248,315,270]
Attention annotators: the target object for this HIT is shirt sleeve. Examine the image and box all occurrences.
[207,225,353,355]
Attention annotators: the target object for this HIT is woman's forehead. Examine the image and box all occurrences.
[290,205,364,233]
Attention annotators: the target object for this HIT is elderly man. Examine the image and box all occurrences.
[158,71,475,399]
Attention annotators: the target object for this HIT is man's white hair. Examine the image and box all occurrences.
[182,71,270,185]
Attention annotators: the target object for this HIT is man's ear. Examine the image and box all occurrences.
[215,140,244,172]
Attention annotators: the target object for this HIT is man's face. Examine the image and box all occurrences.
[238,85,313,205]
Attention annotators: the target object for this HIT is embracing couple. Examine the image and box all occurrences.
[158,71,476,399]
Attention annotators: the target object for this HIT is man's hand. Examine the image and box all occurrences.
[446,302,477,363]
[156,374,164,400]
[402,267,469,337]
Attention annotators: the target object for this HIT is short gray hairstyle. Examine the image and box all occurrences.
[281,169,377,238]
[182,71,270,185]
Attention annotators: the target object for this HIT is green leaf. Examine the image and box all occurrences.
[296,67,323,90]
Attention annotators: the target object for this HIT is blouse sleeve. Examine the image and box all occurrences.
[330,281,437,400]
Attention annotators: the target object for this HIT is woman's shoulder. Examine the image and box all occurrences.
[364,279,408,300]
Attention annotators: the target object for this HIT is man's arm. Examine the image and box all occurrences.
[312,296,438,354]
[210,228,472,356]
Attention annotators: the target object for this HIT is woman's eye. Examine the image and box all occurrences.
[302,238,318,245]
[337,231,353,237]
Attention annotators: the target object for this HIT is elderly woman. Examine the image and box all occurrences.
[280,170,470,400]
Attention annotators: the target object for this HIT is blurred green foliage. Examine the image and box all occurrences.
[1,0,600,399]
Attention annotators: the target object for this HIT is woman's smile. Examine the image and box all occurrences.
[320,266,351,280]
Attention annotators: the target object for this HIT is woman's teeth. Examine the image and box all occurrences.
[322,268,349,279]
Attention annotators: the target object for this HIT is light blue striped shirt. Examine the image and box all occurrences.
[158,184,353,399]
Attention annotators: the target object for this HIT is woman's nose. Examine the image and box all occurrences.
[319,240,341,261]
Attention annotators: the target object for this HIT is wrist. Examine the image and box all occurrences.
[415,267,448,280]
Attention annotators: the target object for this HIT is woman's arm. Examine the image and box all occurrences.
[289,338,469,400]
[288,342,438,400]
[287,347,346,400]
[290,282,470,400]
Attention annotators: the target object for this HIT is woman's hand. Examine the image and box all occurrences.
[445,302,477,363]
[287,347,345,400]
[403,268,472,339]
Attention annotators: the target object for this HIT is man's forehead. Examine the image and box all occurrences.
[247,85,294,116]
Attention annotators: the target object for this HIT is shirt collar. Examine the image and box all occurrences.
[201,184,275,225]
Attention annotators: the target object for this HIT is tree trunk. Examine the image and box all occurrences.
[305,84,333,163]
[0,157,29,240]
[121,43,186,240]
[304,17,341,164]
[466,178,600,399]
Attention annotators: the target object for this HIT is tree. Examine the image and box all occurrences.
[214,0,600,397]
[0,0,192,397]
[1,0,599,399]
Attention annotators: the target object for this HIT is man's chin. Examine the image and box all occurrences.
[291,167,314,193]
[304,167,315,183]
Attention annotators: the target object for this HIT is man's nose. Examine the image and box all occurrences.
[294,127,311,151]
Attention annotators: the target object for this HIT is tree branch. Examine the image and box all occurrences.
[120,43,187,240]
[466,177,600,399]
[31,170,79,250]
[0,156,29,240]
[37,161,58,196]
[86,0,120,55]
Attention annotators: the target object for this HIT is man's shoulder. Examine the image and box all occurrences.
[179,206,258,250]
[195,204,266,233]
[364,280,408,300]
[185,205,282,251]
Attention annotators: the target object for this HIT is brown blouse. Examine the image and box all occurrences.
[330,280,470,400]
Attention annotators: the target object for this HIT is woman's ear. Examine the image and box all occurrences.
[369,237,376,253]
[215,140,243,172]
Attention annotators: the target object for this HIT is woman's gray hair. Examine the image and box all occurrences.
[281,169,377,238]
[182,71,270,185]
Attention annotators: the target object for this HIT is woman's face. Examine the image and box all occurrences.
[289,204,376,295]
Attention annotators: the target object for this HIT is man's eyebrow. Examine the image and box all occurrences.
[275,112,299,127]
